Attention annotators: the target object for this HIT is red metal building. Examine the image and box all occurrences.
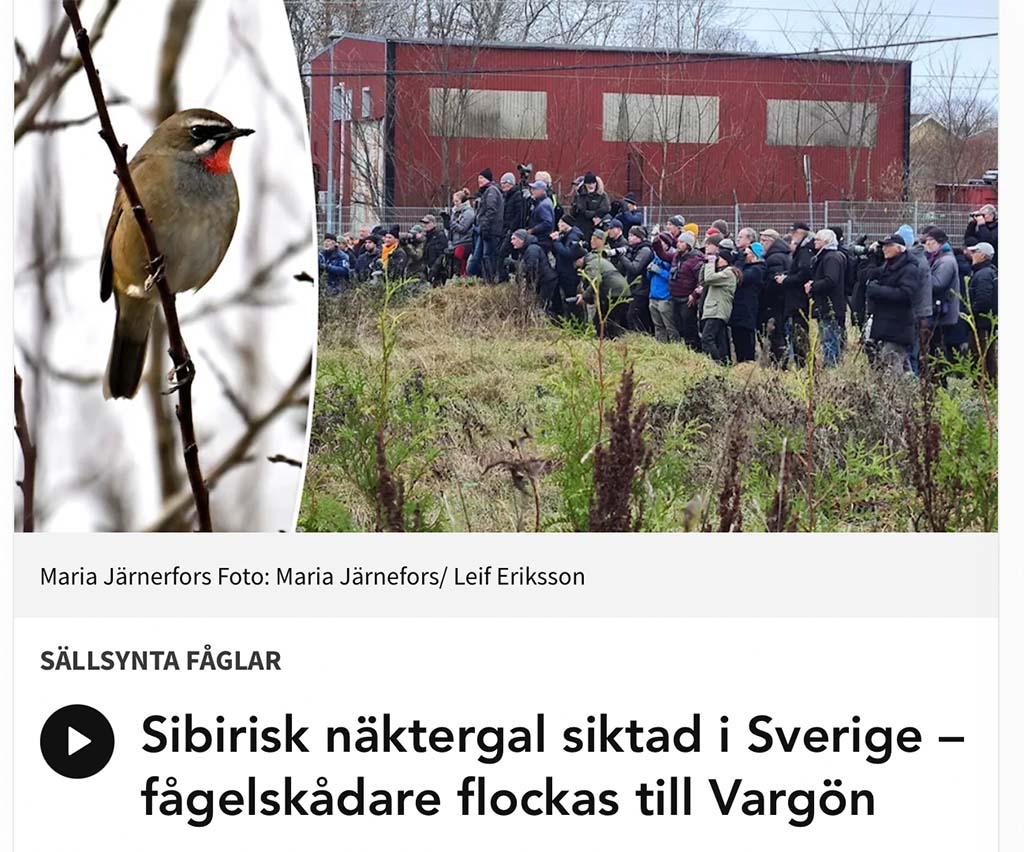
[308,34,911,228]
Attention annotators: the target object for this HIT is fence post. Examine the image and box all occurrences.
[913,201,920,234]
[734,203,740,236]
[824,200,830,229]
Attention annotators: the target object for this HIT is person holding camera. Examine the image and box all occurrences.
[655,229,703,351]
[510,228,560,318]
[614,225,654,335]
[419,214,449,286]
[699,247,739,365]
[965,205,997,266]
[576,229,630,338]
[551,214,585,309]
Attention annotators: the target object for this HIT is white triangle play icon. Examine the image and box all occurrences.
[67,726,91,757]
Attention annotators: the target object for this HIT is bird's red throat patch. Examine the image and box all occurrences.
[202,141,234,175]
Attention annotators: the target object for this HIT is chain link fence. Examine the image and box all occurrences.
[319,200,980,246]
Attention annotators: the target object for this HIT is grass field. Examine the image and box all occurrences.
[300,279,997,533]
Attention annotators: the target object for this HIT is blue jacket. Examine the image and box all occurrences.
[319,247,350,290]
[527,197,555,250]
[648,254,672,300]
[619,208,643,230]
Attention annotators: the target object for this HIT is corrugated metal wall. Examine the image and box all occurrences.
[310,37,911,212]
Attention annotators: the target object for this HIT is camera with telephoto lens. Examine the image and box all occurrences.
[517,163,533,182]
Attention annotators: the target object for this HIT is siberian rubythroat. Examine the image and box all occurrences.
[100,108,253,398]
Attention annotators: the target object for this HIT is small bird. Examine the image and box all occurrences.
[100,108,254,399]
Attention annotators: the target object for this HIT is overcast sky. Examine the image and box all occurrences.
[752,0,998,108]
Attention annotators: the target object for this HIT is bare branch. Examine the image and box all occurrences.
[14,370,38,533]
[145,356,313,532]
[62,0,213,531]
[15,0,120,144]
[17,97,128,136]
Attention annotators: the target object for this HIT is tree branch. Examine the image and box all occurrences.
[62,0,213,531]
[144,357,312,532]
[14,370,37,533]
[15,0,120,144]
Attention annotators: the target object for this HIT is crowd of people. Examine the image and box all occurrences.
[319,170,998,378]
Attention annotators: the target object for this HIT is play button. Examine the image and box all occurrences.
[40,705,115,778]
[67,726,91,757]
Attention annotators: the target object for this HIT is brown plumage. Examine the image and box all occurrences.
[101,108,253,398]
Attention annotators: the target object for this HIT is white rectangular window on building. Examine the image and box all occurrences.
[766,99,879,147]
[428,88,548,140]
[602,93,720,144]
[333,85,352,122]
[361,87,372,120]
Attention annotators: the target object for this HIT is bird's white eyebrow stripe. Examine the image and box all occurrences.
[188,118,230,128]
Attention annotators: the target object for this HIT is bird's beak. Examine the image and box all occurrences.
[218,127,255,142]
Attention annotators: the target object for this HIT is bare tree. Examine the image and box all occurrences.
[912,47,996,200]
[777,0,928,201]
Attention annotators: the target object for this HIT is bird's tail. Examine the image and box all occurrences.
[104,294,157,400]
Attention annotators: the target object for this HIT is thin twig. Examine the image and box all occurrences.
[18,98,127,135]
[15,0,120,144]
[62,0,213,531]
[145,357,312,532]
[14,370,38,533]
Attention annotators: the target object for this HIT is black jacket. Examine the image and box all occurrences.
[616,241,654,296]
[968,260,998,334]
[731,261,765,330]
[476,181,505,238]
[518,234,558,292]
[965,218,998,265]
[760,240,791,324]
[384,245,409,281]
[422,228,448,278]
[551,227,585,292]
[780,236,815,320]
[570,188,611,239]
[866,251,917,346]
[809,247,847,323]
[503,186,525,235]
